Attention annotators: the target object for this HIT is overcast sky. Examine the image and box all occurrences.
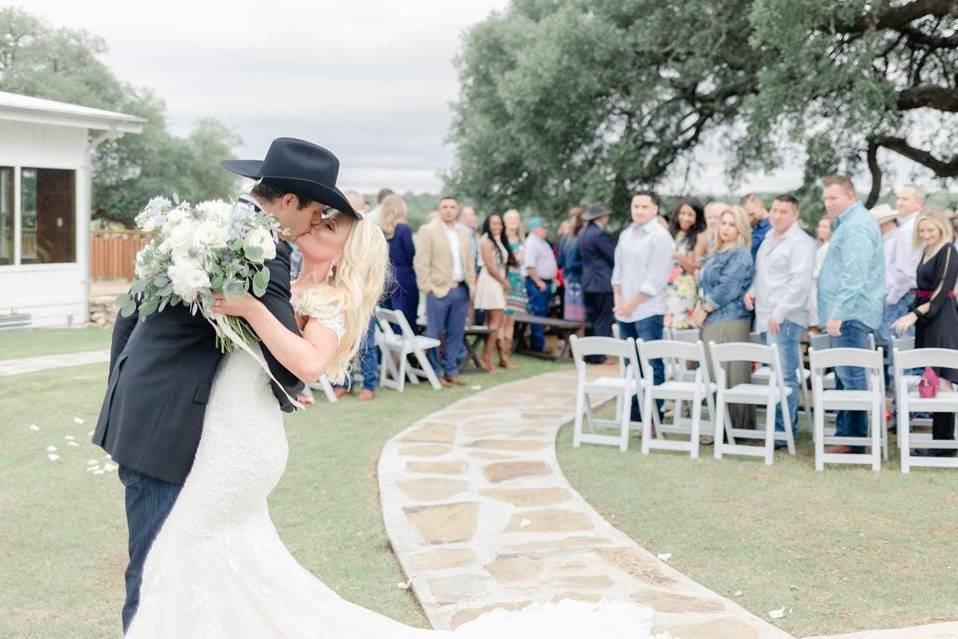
[16,0,937,198]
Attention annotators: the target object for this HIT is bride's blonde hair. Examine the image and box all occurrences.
[303,220,389,384]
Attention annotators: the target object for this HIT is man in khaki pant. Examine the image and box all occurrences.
[414,197,476,386]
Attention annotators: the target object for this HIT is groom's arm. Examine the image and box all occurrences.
[108,296,140,375]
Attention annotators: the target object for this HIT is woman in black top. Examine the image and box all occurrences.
[893,209,958,456]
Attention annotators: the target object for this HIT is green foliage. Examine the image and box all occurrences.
[448,0,957,218]
[0,7,242,225]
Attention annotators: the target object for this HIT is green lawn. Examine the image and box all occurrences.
[556,416,958,637]
[0,328,112,360]
[0,356,559,639]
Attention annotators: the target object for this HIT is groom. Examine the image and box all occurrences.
[93,137,361,632]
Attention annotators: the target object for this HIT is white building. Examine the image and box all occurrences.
[0,90,144,327]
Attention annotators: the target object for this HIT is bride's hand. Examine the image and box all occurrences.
[212,292,261,318]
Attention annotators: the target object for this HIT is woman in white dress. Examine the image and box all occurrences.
[124,214,657,638]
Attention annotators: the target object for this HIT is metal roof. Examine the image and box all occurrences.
[0,90,146,133]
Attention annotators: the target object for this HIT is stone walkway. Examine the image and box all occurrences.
[378,368,793,638]
[0,349,110,377]
[378,368,958,639]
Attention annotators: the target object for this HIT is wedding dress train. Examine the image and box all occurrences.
[126,351,662,638]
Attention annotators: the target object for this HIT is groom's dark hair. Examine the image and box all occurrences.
[251,179,315,210]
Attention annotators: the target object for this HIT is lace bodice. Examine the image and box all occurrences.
[291,286,346,343]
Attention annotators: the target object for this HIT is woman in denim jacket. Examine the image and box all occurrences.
[694,205,756,428]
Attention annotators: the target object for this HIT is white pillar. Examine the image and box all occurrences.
[77,139,93,326]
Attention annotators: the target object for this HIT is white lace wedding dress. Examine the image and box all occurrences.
[126,304,662,638]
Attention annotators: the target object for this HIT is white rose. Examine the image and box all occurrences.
[197,200,232,224]
[162,219,198,257]
[244,228,276,263]
[167,257,210,302]
[195,220,229,249]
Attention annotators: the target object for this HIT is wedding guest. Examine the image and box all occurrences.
[523,217,558,352]
[458,205,481,273]
[557,206,583,258]
[808,215,833,333]
[703,201,729,257]
[885,184,926,339]
[364,188,393,225]
[473,213,513,373]
[870,204,901,351]
[579,204,616,362]
[499,208,527,368]
[818,175,885,453]
[741,193,770,261]
[343,189,370,217]
[558,212,587,321]
[744,194,815,438]
[613,190,675,420]
[665,197,707,331]
[413,196,476,387]
[693,205,755,428]
[892,208,958,457]
[379,194,418,332]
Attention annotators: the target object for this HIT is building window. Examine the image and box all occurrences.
[0,167,11,265]
[20,168,76,264]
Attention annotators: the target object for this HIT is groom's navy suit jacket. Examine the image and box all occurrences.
[92,240,305,485]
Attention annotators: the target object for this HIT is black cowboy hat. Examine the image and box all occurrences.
[221,137,361,219]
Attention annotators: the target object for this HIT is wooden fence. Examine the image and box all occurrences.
[91,230,151,281]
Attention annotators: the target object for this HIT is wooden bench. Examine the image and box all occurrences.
[512,313,588,362]
[416,323,494,374]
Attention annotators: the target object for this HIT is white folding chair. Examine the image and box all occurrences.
[810,347,886,471]
[749,331,812,419]
[570,335,641,452]
[309,375,339,402]
[374,307,442,392]
[637,339,715,458]
[661,327,700,382]
[710,341,796,465]
[894,348,958,473]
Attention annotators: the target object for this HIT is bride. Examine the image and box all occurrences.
[124,212,660,638]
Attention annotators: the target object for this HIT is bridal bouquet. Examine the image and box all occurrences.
[116,195,277,352]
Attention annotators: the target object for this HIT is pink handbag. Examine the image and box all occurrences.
[918,367,940,399]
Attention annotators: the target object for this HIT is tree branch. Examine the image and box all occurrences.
[865,141,883,207]
[836,0,957,33]
[874,135,958,176]
[897,84,958,111]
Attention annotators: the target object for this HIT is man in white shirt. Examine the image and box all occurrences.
[871,204,902,353]
[612,190,675,421]
[523,217,559,351]
[885,184,925,338]
[744,194,815,438]
[413,196,476,386]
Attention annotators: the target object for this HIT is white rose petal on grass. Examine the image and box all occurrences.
[93,469,105,475]
[734,591,743,597]
[47,454,60,462]
[65,435,75,441]
[769,607,786,620]
[470,385,482,391]
[87,459,99,465]
[104,463,118,472]
[46,446,58,453]
[88,430,94,437]
[519,518,531,528]
[656,553,672,562]
[87,466,100,473]
[28,424,39,432]
[73,417,85,424]
[397,581,410,590]
[68,442,80,447]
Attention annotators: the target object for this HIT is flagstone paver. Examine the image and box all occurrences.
[0,349,110,376]
[378,368,958,639]
[378,368,794,638]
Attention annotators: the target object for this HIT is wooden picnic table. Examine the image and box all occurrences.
[417,323,493,373]
[511,313,589,362]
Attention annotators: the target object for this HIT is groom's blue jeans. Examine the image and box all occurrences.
[119,465,182,633]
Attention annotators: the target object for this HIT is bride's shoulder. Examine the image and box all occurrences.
[291,284,346,341]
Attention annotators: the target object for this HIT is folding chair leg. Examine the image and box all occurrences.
[396,354,408,393]
[714,392,725,459]
[764,400,775,465]
[641,391,654,455]
[781,395,795,455]
[871,400,881,471]
[690,393,702,459]
[415,349,443,390]
[814,401,825,472]
[619,391,630,452]
[573,386,585,448]
[899,387,910,474]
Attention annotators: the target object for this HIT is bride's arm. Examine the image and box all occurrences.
[213,293,336,383]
